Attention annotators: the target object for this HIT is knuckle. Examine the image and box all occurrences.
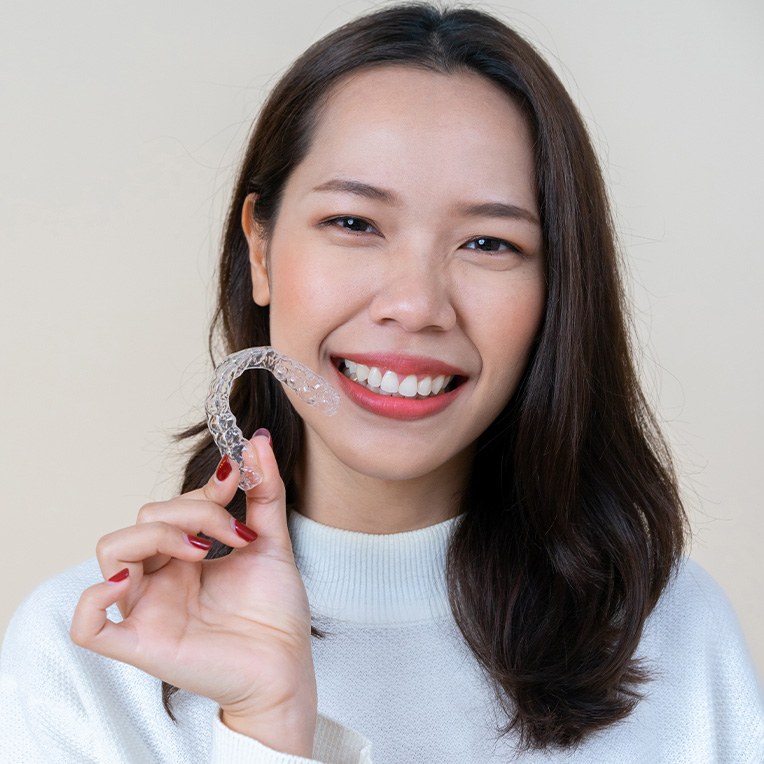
[200,480,227,507]
[267,478,287,503]
[136,502,161,525]
[142,519,181,550]
[70,600,92,646]
[69,621,88,647]
[69,624,82,646]
[197,484,215,505]
[158,521,180,545]
[95,532,116,561]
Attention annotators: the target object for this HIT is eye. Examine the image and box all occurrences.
[325,216,378,234]
[463,236,522,255]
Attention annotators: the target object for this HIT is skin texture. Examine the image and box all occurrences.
[71,66,545,755]
[244,66,545,533]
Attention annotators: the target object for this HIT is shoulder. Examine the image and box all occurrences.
[642,556,758,669]
[0,559,116,757]
[646,557,749,645]
[1,558,107,675]
[636,557,764,762]
[4,558,105,637]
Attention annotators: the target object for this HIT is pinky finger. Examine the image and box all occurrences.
[70,571,134,659]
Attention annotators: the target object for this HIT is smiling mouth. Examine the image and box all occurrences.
[337,358,464,398]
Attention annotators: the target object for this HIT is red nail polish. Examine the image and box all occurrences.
[215,455,232,482]
[233,519,258,543]
[108,568,129,583]
[186,534,213,550]
[253,427,272,446]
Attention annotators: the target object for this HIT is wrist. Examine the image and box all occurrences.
[220,699,318,758]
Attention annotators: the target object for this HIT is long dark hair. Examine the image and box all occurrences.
[165,3,686,750]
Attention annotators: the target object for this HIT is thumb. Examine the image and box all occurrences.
[241,428,291,551]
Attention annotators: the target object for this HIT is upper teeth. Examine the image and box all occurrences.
[341,359,454,398]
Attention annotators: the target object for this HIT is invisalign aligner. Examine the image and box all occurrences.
[206,346,339,490]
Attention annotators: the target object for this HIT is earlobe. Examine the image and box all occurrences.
[241,193,271,307]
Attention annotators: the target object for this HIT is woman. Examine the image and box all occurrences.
[2,4,762,762]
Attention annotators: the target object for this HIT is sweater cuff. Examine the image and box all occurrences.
[212,710,373,763]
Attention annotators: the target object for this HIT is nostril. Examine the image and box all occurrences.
[367,276,457,333]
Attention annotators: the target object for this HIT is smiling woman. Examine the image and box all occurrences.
[241,66,545,491]
[1,3,762,764]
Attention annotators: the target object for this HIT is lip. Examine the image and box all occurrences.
[331,352,467,378]
[331,359,466,421]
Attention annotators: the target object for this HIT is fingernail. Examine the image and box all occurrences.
[253,427,272,446]
[108,568,129,583]
[215,455,232,482]
[233,518,258,543]
[186,534,213,550]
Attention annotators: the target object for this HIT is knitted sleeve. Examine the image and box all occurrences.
[0,574,100,763]
[0,560,374,764]
[211,711,373,763]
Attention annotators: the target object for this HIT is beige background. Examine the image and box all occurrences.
[1,0,762,680]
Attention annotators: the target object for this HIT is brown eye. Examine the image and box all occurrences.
[464,236,522,255]
[331,216,376,233]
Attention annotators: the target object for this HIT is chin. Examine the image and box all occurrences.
[336,447,471,485]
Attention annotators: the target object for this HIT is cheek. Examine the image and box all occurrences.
[465,272,546,376]
[266,248,369,349]
[470,279,545,430]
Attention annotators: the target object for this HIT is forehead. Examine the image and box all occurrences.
[289,65,537,210]
[320,64,524,120]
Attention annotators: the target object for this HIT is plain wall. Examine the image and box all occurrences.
[1,0,762,681]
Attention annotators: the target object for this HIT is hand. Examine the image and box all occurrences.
[70,432,317,756]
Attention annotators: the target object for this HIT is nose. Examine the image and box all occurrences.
[367,254,457,333]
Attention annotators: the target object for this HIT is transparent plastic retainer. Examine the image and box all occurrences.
[206,346,339,490]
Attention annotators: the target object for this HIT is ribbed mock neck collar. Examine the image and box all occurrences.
[287,510,463,625]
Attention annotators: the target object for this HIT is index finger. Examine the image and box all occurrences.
[180,453,242,507]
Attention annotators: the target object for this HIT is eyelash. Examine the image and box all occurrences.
[463,237,522,255]
[325,216,378,235]
[323,215,523,256]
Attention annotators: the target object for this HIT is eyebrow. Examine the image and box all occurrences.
[459,201,539,226]
[312,178,397,204]
[311,177,539,226]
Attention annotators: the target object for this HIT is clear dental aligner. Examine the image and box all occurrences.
[206,346,339,490]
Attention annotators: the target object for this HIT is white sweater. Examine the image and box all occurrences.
[1,511,763,763]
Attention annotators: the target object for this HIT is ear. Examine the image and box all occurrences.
[241,193,271,306]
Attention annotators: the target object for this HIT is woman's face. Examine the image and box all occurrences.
[244,66,545,486]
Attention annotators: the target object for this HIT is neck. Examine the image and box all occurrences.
[295,445,472,534]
